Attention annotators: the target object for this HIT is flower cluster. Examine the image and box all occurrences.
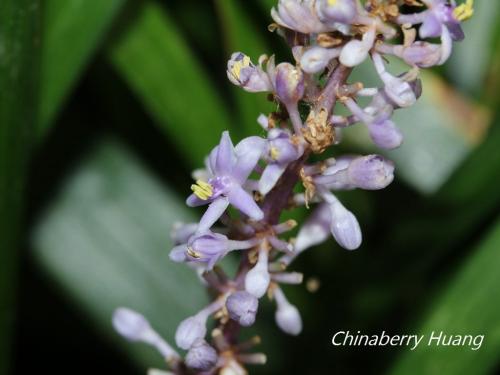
[113,0,472,373]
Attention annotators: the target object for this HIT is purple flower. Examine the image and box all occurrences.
[419,0,465,42]
[170,230,258,270]
[227,52,272,92]
[300,46,341,74]
[245,245,270,298]
[314,155,394,190]
[259,128,302,195]
[226,291,259,327]
[271,0,327,34]
[112,308,179,360]
[339,25,376,67]
[274,287,302,335]
[295,191,362,251]
[185,339,218,371]
[187,131,266,232]
[274,63,305,107]
[315,0,357,25]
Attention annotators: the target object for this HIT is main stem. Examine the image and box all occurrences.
[215,63,351,364]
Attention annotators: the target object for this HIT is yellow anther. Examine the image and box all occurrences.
[327,0,337,5]
[191,180,213,200]
[453,0,474,22]
[270,147,280,161]
[187,247,202,259]
[231,55,251,81]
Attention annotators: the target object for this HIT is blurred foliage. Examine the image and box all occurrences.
[0,0,40,374]
[1,0,499,374]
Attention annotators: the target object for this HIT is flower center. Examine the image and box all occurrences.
[191,180,213,200]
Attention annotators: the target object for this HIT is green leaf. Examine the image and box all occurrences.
[346,59,491,193]
[0,0,40,373]
[389,215,500,375]
[447,0,500,96]
[32,140,210,371]
[109,2,232,167]
[214,0,275,137]
[39,0,125,135]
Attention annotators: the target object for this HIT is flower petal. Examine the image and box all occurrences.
[215,131,235,175]
[197,197,230,233]
[232,136,266,184]
[227,185,264,220]
[259,163,287,195]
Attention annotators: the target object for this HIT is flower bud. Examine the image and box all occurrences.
[245,247,270,298]
[294,203,331,253]
[170,222,198,245]
[227,52,272,92]
[339,27,375,67]
[322,193,361,250]
[175,313,207,350]
[274,288,302,336]
[113,308,178,359]
[398,42,442,68]
[300,46,340,74]
[274,63,304,105]
[316,0,357,24]
[368,117,403,150]
[187,231,229,269]
[347,155,394,190]
[185,339,218,371]
[113,307,151,342]
[226,291,259,327]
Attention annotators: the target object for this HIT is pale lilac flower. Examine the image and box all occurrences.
[343,97,403,149]
[271,0,326,34]
[392,41,443,68]
[419,0,465,41]
[227,53,272,93]
[339,24,376,67]
[185,339,218,371]
[112,308,179,360]
[226,291,259,327]
[187,132,266,232]
[314,155,394,190]
[259,128,302,195]
[274,63,305,107]
[372,53,417,108]
[274,287,302,335]
[315,0,357,25]
[245,245,270,298]
[169,231,258,270]
[300,46,341,74]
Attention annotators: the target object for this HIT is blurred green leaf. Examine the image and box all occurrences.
[32,140,210,371]
[39,0,125,135]
[447,0,500,96]
[389,215,500,375]
[347,60,490,193]
[0,0,40,373]
[214,0,274,137]
[109,2,232,167]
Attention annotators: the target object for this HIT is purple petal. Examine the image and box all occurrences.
[295,203,331,253]
[328,200,362,250]
[215,131,235,175]
[420,13,442,39]
[259,163,287,195]
[227,185,264,221]
[197,197,230,232]
[186,193,208,207]
[232,136,265,184]
[169,245,188,263]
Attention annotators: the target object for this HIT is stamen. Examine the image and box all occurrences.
[454,0,474,22]
[270,146,280,160]
[187,247,202,259]
[231,55,251,81]
[191,180,213,200]
[327,0,338,6]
